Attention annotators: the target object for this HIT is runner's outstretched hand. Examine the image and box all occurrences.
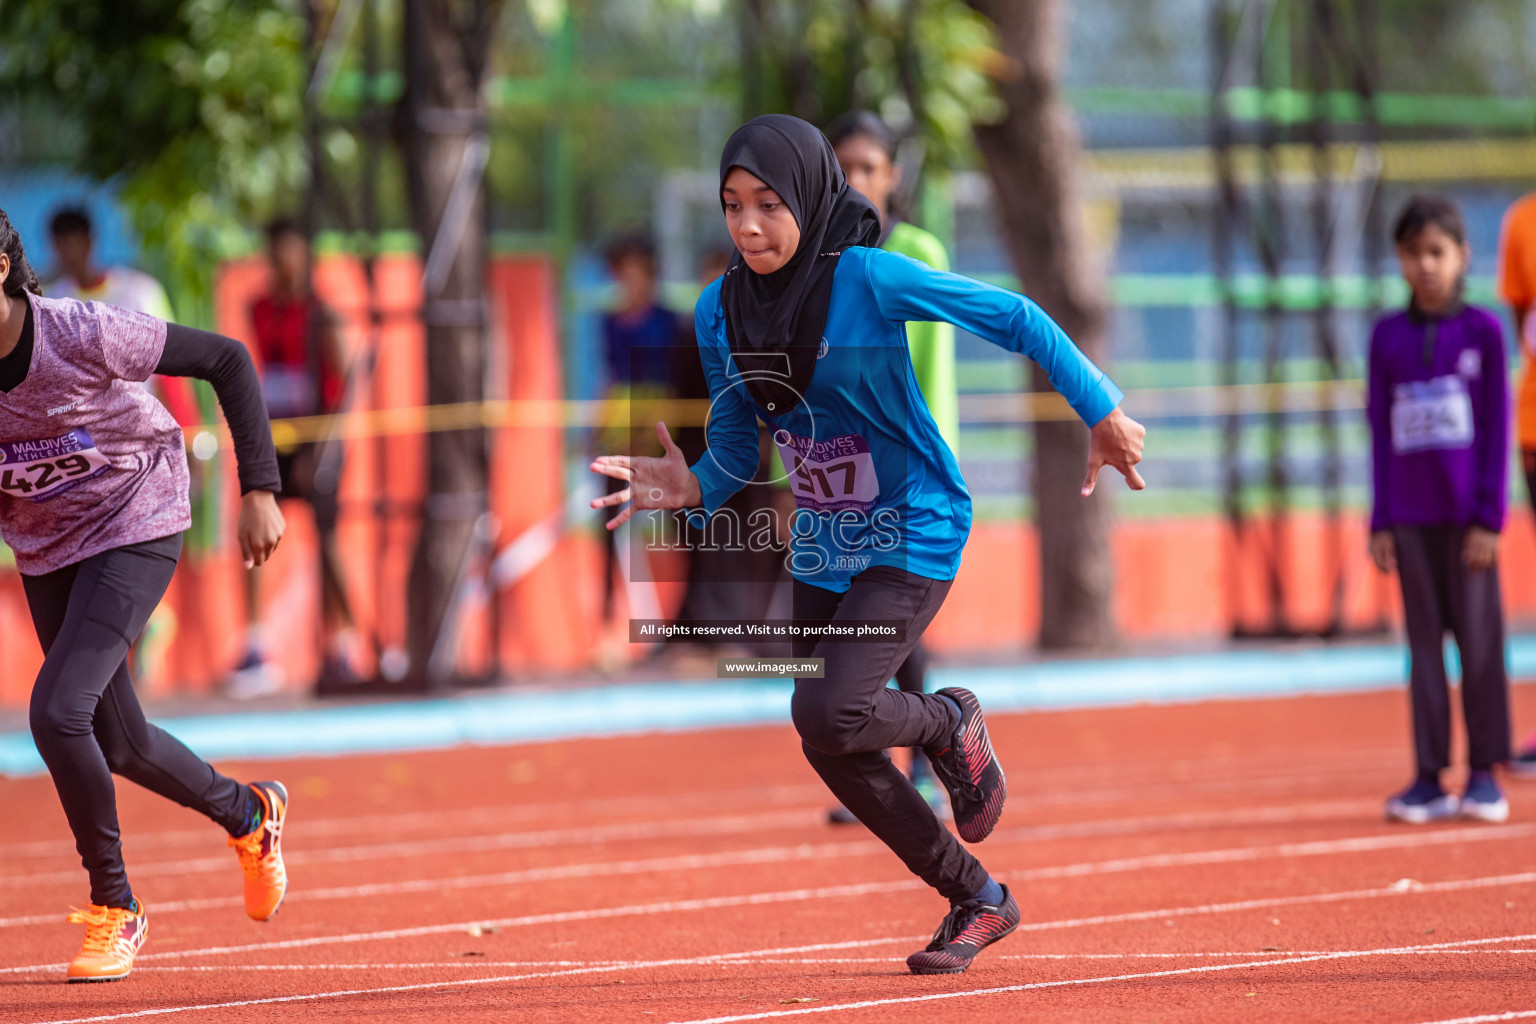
[590,422,703,530]
[1082,407,1147,496]
[239,490,286,568]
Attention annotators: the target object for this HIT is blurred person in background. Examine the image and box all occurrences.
[668,248,734,467]
[228,217,356,698]
[598,235,677,636]
[825,111,957,821]
[1369,195,1511,824]
[47,208,175,323]
[1495,190,1536,777]
[47,206,212,691]
[668,247,792,665]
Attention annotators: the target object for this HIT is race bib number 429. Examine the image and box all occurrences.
[775,431,881,512]
[1391,375,1474,454]
[0,429,111,502]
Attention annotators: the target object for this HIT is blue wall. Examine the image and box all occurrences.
[0,169,143,282]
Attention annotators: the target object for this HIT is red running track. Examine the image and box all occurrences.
[3,686,1536,1023]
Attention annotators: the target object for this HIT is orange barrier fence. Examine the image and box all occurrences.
[6,498,1536,706]
[0,251,1532,705]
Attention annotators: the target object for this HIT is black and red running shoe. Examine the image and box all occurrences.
[906,886,1021,975]
[926,686,1006,843]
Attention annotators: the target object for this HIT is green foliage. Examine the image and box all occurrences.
[1374,0,1533,95]
[741,0,1003,173]
[1201,0,1536,99]
[476,0,1005,246]
[12,0,1528,304]
[0,0,309,320]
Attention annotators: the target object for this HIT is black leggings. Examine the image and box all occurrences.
[792,566,989,902]
[894,639,933,776]
[25,535,251,908]
[894,639,929,695]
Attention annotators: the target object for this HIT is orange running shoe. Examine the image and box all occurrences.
[66,901,148,982]
[228,780,289,921]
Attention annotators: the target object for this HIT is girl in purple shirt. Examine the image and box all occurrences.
[1368,195,1513,825]
[0,210,292,982]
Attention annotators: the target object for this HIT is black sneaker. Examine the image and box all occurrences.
[926,687,1007,843]
[906,886,1021,975]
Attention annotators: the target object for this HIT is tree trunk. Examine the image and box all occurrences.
[401,0,499,685]
[965,0,1116,649]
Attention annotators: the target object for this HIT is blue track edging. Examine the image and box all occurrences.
[1,636,1531,776]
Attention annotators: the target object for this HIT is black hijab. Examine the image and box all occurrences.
[718,115,881,414]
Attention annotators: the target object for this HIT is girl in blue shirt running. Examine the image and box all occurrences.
[591,115,1145,975]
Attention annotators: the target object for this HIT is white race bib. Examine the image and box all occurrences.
[775,431,880,512]
[1391,375,1474,453]
[0,429,111,502]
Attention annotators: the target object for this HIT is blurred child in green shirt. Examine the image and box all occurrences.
[828,113,959,454]
[825,110,958,819]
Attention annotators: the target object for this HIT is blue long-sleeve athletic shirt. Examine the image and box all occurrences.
[690,246,1124,592]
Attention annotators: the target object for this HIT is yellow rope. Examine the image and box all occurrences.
[183,379,1367,453]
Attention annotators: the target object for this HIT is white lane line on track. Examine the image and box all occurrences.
[0,797,1422,912]
[0,841,889,927]
[0,882,927,976]
[1009,823,1536,879]
[17,948,1536,976]
[3,937,916,979]
[0,755,1400,864]
[989,798,1379,844]
[0,797,1376,923]
[1013,869,1536,934]
[715,950,1536,964]
[4,795,1356,892]
[1413,1013,1536,1024]
[7,862,1536,978]
[15,937,921,1024]
[0,810,1509,928]
[664,931,1536,1024]
[1,809,827,887]
[130,961,641,970]
[0,784,830,861]
[21,928,1536,1024]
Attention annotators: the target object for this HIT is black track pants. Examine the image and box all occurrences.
[894,638,929,695]
[24,535,251,907]
[792,566,989,902]
[1393,525,1511,775]
[894,638,935,777]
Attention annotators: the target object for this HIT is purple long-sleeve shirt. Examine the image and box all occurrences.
[1367,303,1509,534]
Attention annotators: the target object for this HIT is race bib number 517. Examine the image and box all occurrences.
[0,429,111,501]
[775,431,881,512]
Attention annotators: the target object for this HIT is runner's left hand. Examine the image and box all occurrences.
[239,490,286,569]
[1463,526,1499,572]
[590,422,703,529]
[1082,407,1147,496]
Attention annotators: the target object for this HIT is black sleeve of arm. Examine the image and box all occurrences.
[155,323,283,495]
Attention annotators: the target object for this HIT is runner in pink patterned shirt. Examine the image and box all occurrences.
[0,209,293,983]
